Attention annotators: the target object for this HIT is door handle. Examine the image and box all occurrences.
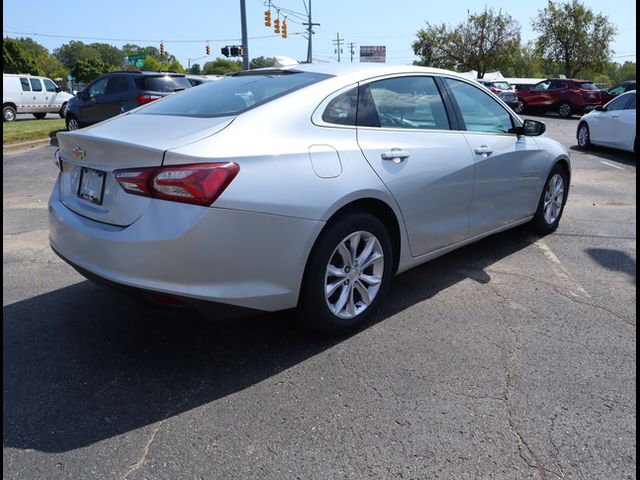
[474,145,493,156]
[381,148,410,162]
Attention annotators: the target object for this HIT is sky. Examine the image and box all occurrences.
[3,0,636,68]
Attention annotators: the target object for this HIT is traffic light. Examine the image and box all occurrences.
[230,46,242,57]
[221,46,230,57]
[282,19,288,39]
[274,18,280,34]
[264,10,272,27]
[206,43,210,55]
[159,41,165,56]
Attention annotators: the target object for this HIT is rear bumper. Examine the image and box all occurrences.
[49,180,323,312]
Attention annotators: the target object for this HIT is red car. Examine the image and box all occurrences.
[517,78,603,118]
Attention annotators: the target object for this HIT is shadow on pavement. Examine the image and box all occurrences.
[586,248,636,283]
[3,227,537,453]
[569,145,636,166]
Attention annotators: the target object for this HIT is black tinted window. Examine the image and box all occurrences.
[606,94,630,111]
[88,78,109,98]
[576,82,598,91]
[20,78,30,91]
[626,93,636,110]
[29,79,42,91]
[322,87,357,125]
[138,72,329,118]
[134,75,192,92]
[365,76,450,130]
[105,76,130,95]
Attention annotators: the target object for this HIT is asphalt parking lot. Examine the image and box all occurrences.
[3,116,636,479]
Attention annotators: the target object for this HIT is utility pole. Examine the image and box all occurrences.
[348,42,356,63]
[332,33,344,62]
[303,0,320,63]
[240,0,249,70]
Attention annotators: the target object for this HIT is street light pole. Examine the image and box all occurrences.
[240,0,249,70]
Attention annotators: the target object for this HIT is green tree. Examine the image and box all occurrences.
[88,43,124,68]
[189,63,202,74]
[203,58,242,75]
[54,41,99,69]
[3,37,40,74]
[71,57,108,83]
[533,0,616,78]
[412,7,520,78]
[250,56,276,69]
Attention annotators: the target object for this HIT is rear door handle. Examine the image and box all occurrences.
[381,148,410,162]
[474,146,493,156]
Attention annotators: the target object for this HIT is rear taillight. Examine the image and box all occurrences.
[490,88,501,93]
[114,162,239,206]
[136,94,162,104]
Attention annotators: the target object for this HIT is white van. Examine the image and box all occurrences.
[3,73,74,122]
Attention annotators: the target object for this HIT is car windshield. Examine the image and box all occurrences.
[137,71,330,118]
[134,75,192,92]
[576,82,598,91]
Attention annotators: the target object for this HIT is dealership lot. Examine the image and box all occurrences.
[3,116,635,479]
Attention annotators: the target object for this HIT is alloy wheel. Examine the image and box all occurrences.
[543,174,565,224]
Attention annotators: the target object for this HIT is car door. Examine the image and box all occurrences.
[77,77,109,124]
[43,78,61,112]
[27,78,46,112]
[356,75,475,257]
[17,77,32,113]
[614,93,636,150]
[443,77,545,234]
[589,93,630,146]
[97,76,131,120]
[525,80,551,107]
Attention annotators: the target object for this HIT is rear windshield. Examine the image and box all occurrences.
[134,75,192,92]
[492,82,511,90]
[137,72,330,118]
[576,82,598,91]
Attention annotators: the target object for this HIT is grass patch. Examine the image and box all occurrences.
[3,119,66,145]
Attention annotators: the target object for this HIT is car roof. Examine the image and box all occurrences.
[105,70,186,76]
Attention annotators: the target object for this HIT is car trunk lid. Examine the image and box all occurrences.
[56,114,234,226]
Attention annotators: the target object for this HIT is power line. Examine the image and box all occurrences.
[332,33,344,62]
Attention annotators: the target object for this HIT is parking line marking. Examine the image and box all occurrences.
[600,161,625,171]
[535,239,591,298]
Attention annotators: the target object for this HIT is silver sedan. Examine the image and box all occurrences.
[49,63,570,334]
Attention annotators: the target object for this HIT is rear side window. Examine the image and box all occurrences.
[138,72,329,118]
[29,79,42,92]
[576,82,598,90]
[105,76,130,95]
[363,76,450,130]
[445,78,514,133]
[134,76,192,92]
[626,93,636,110]
[20,78,30,91]
[606,94,631,111]
[322,87,358,125]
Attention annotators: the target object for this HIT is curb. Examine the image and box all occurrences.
[3,137,58,155]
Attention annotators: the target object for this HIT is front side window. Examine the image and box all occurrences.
[362,76,450,130]
[88,78,109,98]
[20,78,30,91]
[445,78,514,134]
[43,79,58,92]
[606,94,632,111]
[29,79,42,92]
[138,72,329,118]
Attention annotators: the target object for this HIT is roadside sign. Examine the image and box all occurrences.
[360,46,386,63]
[126,54,146,67]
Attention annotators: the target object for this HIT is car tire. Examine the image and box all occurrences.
[3,105,17,122]
[577,122,592,149]
[33,112,47,120]
[66,115,81,131]
[514,99,525,114]
[298,211,393,335]
[59,102,68,118]
[530,164,569,235]
[558,102,573,119]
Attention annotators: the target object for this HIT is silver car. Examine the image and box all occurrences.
[49,64,570,334]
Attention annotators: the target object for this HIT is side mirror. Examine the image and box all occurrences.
[516,119,546,136]
[595,106,605,112]
[55,86,62,93]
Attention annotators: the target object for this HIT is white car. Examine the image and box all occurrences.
[577,90,636,153]
[3,73,74,121]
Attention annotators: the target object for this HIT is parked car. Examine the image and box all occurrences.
[49,64,570,334]
[3,73,74,122]
[65,71,192,130]
[577,90,636,153]
[600,80,636,103]
[476,79,519,111]
[518,78,602,118]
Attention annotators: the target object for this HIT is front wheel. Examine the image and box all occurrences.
[59,102,68,118]
[577,123,591,149]
[298,212,393,335]
[3,105,17,122]
[531,165,569,235]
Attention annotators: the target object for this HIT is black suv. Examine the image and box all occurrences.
[65,71,192,130]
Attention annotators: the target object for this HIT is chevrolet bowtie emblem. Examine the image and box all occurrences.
[72,146,86,159]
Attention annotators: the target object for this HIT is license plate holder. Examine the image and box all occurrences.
[78,167,106,205]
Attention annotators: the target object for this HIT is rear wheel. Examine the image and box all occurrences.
[33,112,47,120]
[531,165,568,235]
[558,102,573,118]
[298,212,393,335]
[577,123,591,149]
[513,99,525,114]
[3,105,17,122]
[66,115,81,131]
